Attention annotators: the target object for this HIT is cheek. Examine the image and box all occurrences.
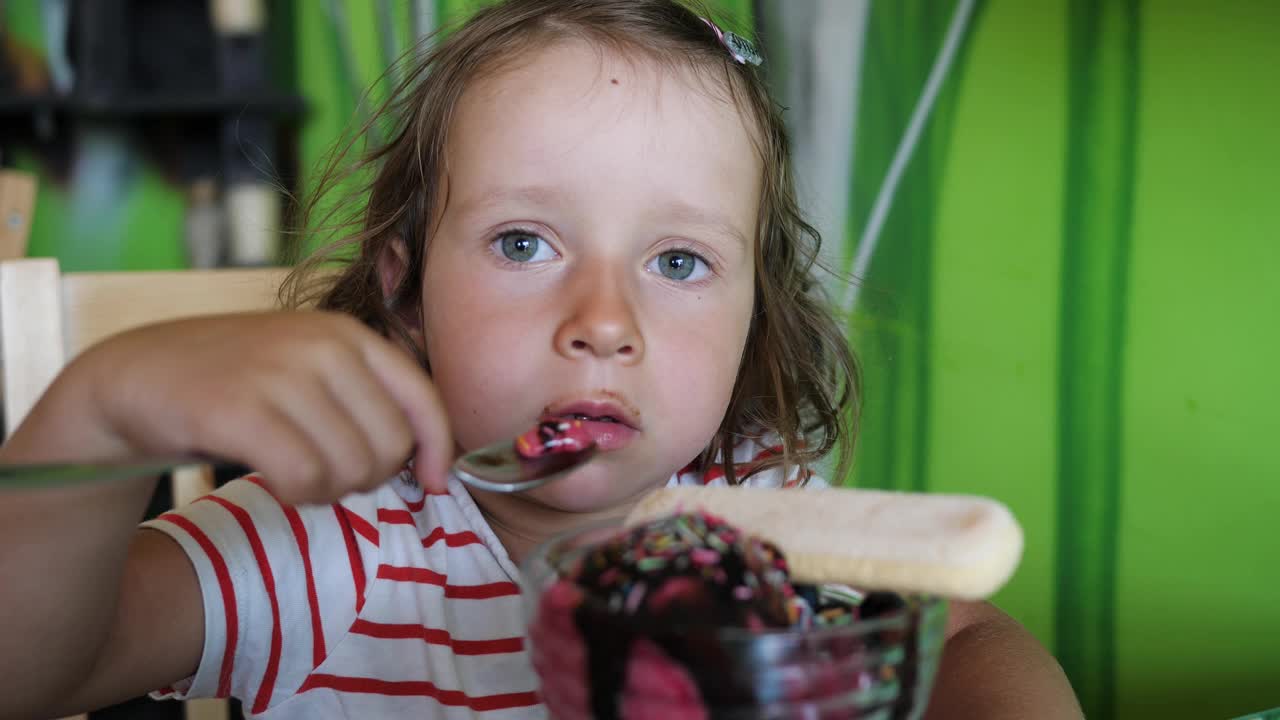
[657,329,746,401]
[648,293,755,435]
[420,265,545,446]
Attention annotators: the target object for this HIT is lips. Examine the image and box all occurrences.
[543,397,641,451]
[559,419,637,451]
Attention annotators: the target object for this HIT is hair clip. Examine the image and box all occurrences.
[701,17,762,67]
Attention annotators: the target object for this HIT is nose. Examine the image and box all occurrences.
[553,267,644,364]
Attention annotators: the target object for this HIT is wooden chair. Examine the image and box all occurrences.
[0,257,293,720]
[0,171,37,262]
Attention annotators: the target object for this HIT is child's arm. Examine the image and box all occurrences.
[0,349,193,718]
[0,312,452,717]
[924,600,1083,719]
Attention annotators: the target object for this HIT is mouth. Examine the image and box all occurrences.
[541,395,642,451]
[559,412,625,425]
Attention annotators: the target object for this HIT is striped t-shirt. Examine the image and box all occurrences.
[141,436,817,718]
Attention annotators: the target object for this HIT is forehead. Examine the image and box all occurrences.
[444,39,761,230]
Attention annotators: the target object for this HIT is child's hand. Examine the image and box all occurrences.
[61,311,452,502]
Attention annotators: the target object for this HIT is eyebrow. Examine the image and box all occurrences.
[658,199,751,250]
[457,185,566,216]
[457,184,751,249]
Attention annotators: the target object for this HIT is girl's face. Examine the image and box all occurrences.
[418,39,760,512]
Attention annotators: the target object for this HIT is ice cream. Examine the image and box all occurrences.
[528,512,909,719]
[515,419,595,460]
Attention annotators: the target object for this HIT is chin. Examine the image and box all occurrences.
[522,462,665,514]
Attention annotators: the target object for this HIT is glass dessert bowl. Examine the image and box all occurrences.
[519,516,948,720]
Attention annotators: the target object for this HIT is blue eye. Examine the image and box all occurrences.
[649,250,709,281]
[494,231,557,263]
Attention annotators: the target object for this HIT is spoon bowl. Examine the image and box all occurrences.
[452,437,599,493]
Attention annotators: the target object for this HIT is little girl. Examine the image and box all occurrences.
[0,1,1080,718]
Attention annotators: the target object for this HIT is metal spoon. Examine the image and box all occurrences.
[0,437,597,494]
[451,437,597,493]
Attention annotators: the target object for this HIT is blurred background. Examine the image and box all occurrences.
[1,1,1276,719]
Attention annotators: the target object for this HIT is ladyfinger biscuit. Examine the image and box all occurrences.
[624,485,1023,600]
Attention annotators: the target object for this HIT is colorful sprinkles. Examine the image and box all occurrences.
[564,512,794,630]
[514,419,594,459]
[562,511,881,631]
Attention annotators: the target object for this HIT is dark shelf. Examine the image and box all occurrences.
[0,92,306,119]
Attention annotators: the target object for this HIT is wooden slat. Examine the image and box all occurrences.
[173,465,218,509]
[60,267,290,359]
[184,697,230,720]
[1,258,66,436]
[0,170,37,260]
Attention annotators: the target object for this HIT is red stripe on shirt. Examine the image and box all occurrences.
[376,564,520,599]
[282,505,326,667]
[421,526,483,549]
[341,506,380,546]
[445,581,522,599]
[241,475,327,666]
[157,513,237,699]
[333,504,368,613]
[376,508,416,526]
[403,495,425,512]
[202,496,283,714]
[350,619,524,655]
[297,674,540,711]
[375,509,481,548]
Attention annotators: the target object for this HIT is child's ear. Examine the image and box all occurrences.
[377,235,427,351]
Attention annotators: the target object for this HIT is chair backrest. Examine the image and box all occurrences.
[0,170,37,261]
[0,257,294,720]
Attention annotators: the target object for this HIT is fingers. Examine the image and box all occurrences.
[264,372,382,494]
[314,344,416,487]
[252,314,453,499]
[355,331,454,494]
[194,401,331,506]
[101,311,456,504]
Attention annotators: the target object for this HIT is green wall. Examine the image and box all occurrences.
[5,1,1277,718]
[852,1,1280,718]
[1119,2,1279,717]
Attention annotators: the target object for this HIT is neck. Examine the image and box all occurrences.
[469,489,644,567]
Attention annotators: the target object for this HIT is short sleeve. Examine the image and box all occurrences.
[140,476,381,712]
